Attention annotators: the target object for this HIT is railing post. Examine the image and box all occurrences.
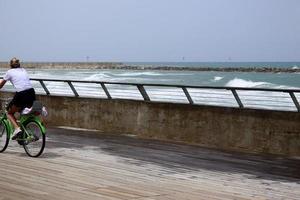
[39,80,50,95]
[231,89,244,108]
[100,83,112,99]
[289,92,300,112]
[137,85,150,101]
[182,87,193,104]
[66,81,79,97]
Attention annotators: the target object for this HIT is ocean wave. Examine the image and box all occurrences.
[225,78,271,88]
[225,78,299,90]
[116,71,164,77]
[83,73,112,81]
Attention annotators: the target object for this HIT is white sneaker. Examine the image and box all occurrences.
[12,127,22,140]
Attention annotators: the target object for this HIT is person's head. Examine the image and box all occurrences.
[10,57,20,68]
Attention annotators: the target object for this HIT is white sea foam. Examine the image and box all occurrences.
[225,78,270,88]
[83,73,111,81]
[81,72,165,82]
[213,76,224,81]
[116,71,163,77]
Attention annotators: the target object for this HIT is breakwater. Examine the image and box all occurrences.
[0,62,299,72]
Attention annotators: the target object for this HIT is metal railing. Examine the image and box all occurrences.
[1,77,300,112]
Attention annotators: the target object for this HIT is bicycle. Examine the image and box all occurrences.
[0,100,46,157]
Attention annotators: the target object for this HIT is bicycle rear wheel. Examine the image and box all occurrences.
[0,120,9,153]
[23,121,46,157]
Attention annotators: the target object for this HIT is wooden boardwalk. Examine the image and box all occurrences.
[0,127,299,200]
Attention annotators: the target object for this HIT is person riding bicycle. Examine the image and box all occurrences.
[0,58,36,140]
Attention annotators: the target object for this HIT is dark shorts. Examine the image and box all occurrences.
[7,88,36,111]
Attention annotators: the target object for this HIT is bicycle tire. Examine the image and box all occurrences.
[23,120,46,157]
[0,120,9,153]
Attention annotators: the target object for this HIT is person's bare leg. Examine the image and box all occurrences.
[7,105,20,129]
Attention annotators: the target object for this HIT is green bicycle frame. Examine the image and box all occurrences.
[0,112,46,139]
[20,114,46,134]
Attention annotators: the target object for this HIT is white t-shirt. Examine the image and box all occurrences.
[3,68,33,92]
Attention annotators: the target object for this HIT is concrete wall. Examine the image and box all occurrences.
[1,92,299,156]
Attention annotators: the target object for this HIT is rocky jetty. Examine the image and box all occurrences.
[120,65,300,73]
[0,62,299,73]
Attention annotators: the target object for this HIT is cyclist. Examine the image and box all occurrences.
[0,58,36,140]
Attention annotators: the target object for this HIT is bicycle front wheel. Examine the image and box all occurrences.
[23,121,46,157]
[0,120,9,153]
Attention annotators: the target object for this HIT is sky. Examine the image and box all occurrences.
[0,0,299,62]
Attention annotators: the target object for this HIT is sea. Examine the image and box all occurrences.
[0,62,299,111]
[25,62,300,88]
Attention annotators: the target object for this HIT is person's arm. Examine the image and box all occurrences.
[1,70,11,89]
[0,79,6,89]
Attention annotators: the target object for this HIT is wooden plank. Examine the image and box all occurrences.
[0,127,299,200]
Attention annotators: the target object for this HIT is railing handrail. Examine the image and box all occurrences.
[26,77,300,93]
[0,77,299,112]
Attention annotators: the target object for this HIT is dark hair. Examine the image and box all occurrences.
[10,58,20,68]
